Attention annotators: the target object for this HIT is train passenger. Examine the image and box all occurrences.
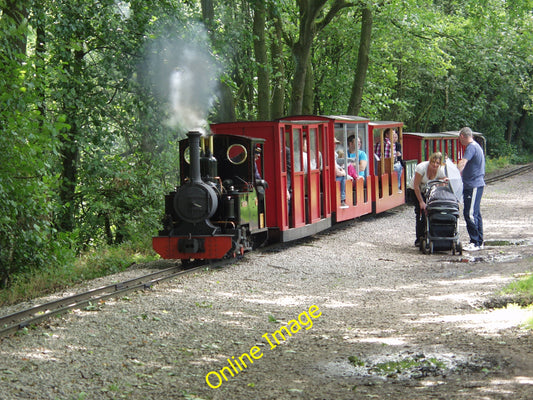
[374,128,392,161]
[458,127,485,251]
[302,135,323,172]
[393,131,403,191]
[347,135,368,179]
[335,150,349,208]
[285,146,292,201]
[254,146,262,180]
[407,152,447,246]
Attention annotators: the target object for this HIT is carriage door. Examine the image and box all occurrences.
[288,125,306,228]
[280,127,292,229]
[305,126,323,224]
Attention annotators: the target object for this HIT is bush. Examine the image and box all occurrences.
[0,239,159,306]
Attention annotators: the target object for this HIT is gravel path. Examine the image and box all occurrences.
[1,170,533,399]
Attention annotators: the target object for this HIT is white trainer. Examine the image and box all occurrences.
[463,243,481,251]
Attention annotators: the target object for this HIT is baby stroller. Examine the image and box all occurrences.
[419,179,462,255]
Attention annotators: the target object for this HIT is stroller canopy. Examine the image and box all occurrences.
[445,158,463,202]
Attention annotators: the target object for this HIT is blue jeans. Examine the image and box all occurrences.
[336,176,346,202]
[394,162,403,189]
[463,186,484,246]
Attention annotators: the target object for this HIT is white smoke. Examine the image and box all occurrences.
[166,47,217,134]
[148,26,220,135]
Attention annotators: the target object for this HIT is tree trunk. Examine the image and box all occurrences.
[215,81,236,122]
[58,49,84,232]
[58,121,79,232]
[303,61,314,114]
[289,0,353,115]
[515,108,528,147]
[34,3,47,120]
[290,39,314,115]
[201,0,214,29]
[289,1,324,115]
[347,7,372,116]
[269,3,285,119]
[253,0,270,120]
[505,120,514,144]
[201,0,236,122]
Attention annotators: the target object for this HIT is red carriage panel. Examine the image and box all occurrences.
[369,121,405,213]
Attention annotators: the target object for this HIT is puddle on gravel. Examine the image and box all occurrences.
[443,237,533,264]
[318,351,503,382]
[458,253,523,263]
[484,238,533,246]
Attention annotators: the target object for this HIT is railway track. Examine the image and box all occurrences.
[0,259,233,338]
[485,163,533,185]
[1,164,531,339]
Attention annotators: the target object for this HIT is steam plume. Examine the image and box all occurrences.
[147,25,220,135]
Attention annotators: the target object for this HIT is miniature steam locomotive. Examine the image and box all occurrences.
[152,131,269,261]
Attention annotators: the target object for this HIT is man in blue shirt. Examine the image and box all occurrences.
[458,127,485,251]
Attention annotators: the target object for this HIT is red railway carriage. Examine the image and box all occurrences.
[369,121,405,213]
[211,118,334,242]
[403,131,486,185]
[329,115,373,219]
[403,132,462,163]
[280,115,374,221]
[210,116,405,242]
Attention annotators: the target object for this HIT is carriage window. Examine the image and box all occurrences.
[302,127,322,171]
[280,129,286,173]
[293,128,302,172]
[227,144,247,165]
[309,128,317,170]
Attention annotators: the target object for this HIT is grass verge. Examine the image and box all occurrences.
[0,241,159,307]
[500,271,533,307]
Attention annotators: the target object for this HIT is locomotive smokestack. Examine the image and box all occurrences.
[187,130,202,184]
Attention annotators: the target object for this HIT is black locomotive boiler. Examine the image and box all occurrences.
[152,131,269,261]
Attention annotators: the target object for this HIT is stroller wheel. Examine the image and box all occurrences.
[429,241,434,254]
[421,239,430,254]
[457,242,463,255]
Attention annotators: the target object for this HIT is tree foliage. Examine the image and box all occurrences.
[0,0,532,285]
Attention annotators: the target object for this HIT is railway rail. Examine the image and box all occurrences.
[1,164,531,339]
[485,163,533,184]
[0,259,233,339]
